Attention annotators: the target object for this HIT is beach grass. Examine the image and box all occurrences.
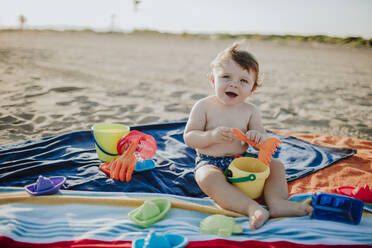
[1,28,371,48]
[204,33,371,48]
[133,29,371,47]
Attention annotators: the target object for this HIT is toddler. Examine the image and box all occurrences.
[184,42,313,230]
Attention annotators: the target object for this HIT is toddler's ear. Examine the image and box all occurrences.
[209,73,215,84]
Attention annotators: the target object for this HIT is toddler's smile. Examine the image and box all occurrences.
[225,91,238,98]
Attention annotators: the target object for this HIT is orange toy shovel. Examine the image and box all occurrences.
[232,128,282,166]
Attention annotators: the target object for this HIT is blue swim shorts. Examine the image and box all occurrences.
[195,152,257,172]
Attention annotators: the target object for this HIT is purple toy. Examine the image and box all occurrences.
[25,175,66,196]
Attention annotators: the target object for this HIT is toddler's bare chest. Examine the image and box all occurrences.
[205,109,251,131]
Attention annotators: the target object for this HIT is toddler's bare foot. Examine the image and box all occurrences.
[269,199,313,218]
[248,205,270,230]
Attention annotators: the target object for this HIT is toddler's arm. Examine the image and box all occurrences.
[185,127,234,149]
[246,105,268,146]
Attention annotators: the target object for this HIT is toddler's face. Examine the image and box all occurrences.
[212,58,255,106]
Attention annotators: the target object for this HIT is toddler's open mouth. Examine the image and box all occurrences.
[225,91,238,98]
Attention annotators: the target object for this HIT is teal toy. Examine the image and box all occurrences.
[132,231,188,248]
[200,214,243,236]
[128,199,171,228]
[135,159,156,172]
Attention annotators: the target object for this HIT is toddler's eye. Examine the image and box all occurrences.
[240,79,248,83]
[222,75,230,79]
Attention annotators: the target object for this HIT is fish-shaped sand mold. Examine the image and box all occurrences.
[200,214,243,236]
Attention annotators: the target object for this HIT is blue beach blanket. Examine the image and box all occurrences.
[0,120,356,197]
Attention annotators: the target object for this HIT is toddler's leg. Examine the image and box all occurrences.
[195,165,269,230]
[264,159,313,217]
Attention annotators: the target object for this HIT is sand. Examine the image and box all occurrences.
[0,30,371,145]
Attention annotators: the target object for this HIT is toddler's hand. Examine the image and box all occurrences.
[211,127,234,144]
[246,130,267,145]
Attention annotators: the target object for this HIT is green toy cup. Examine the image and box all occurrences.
[91,123,130,162]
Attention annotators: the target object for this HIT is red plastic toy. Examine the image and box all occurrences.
[335,184,372,203]
[117,130,157,159]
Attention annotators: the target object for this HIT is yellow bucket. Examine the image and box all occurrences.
[91,123,130,162]
[225,157,270,199]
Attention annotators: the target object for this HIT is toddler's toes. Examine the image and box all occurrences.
[250,209,269,230]
[303,204,313,215]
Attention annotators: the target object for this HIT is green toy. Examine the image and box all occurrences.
[200,214,243,236]
[128,198,171,228]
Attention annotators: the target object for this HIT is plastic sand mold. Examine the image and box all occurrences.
[134,159,156,172]
[200,214,243,236]
[128,199,171,228]
[25,175,66,196]
[132,231,188,248]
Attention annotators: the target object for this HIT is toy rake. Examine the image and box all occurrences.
[99,140,139,182]
[232,128,282,166]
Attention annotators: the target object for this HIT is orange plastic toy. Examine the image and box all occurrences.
[232,128,282,166]
[100,141,139,182]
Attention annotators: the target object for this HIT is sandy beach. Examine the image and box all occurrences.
[0,30,371,145]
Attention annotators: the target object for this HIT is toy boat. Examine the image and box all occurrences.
[128,198,171,228]
[25,175,66,196]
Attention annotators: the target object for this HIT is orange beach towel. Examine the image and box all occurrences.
[273,131,372,196]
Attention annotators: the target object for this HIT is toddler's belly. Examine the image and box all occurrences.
[197,142,248,157]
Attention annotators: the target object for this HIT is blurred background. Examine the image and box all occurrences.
[1,0,371,39]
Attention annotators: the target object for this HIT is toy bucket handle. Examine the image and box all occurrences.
[91,129,118,156]
[224,168,256,183]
